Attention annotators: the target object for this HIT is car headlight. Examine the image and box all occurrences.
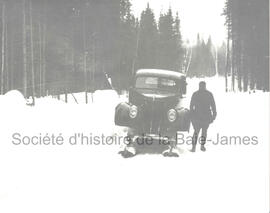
[168,109,177,122]
[129,105,138,119]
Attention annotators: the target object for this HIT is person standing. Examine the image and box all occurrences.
[189,81,217,152]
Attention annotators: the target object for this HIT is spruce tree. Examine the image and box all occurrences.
[137,3,159,69]
[118,0,137,89]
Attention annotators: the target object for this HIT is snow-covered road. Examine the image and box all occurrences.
[0,77,268,213]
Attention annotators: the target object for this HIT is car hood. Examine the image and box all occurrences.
[129,88,179,108]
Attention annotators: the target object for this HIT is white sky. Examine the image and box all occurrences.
[131,0,227,46]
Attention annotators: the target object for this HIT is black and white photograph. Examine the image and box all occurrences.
[0,0,269,212]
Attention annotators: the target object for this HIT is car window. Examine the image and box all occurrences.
[160,79,176,87]
[135,76,178,92]
[136,77,158,89]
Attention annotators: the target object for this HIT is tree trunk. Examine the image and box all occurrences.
[38,16,43,97]
[91,35,96,103]
[82,10,88,104]
[215,45,218,76]
[10,22,14,91]
[42,0,47,96]
[22,0,27,97]
[1,2,5,95]
[132,26,140,76]
[30,0,35,105]
[225,34,230,92]
[4,8,8,92]
[231,38,235,91]
[64,48,68,103]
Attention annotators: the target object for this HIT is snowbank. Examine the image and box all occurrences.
[0,90,26,107]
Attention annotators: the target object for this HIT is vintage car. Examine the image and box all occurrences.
[115,69,190,157]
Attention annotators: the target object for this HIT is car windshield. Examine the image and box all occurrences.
[135,76,178,92]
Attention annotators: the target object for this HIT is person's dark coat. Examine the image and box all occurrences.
[190,89,217,125]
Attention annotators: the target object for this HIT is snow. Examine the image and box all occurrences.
[0,90,26,108]
[0,77,268,213]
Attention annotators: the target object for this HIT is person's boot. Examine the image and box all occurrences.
[200,145,206,152]
[190,145,196,152]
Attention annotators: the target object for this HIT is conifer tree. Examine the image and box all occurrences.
[137,3,159,69]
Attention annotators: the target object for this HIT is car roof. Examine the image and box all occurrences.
[136,69,186,80]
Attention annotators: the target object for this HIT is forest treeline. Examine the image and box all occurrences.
[118,2,184,88]
[0,0,268,102]
[187,35,220,78]
[0,0,119,102]
[223,0,269,92]
[0,0,185,100]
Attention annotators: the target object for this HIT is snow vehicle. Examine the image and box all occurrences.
[115,69,191,157]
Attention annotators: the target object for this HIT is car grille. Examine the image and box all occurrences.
[140,100,167,135]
